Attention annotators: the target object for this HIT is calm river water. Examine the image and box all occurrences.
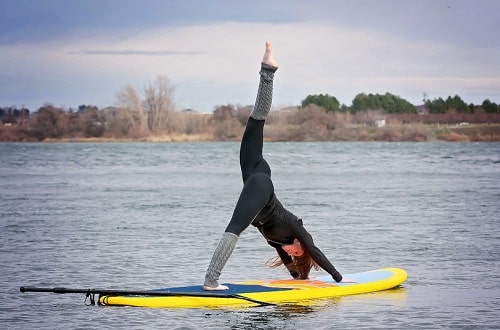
[1,142,499,329]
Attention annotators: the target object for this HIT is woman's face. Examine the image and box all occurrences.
[282,238,304,256]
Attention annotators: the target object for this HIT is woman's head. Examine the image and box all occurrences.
[266,240,319,279]
[282,238,304,257]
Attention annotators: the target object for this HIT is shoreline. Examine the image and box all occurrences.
[1,123,499,142]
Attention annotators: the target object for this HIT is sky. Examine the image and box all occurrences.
[1,0,499,113]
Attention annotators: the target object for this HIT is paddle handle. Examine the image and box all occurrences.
[20,287,77,294]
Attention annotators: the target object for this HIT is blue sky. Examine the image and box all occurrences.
[1,0,499,112]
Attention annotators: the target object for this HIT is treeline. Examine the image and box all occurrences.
[2,103,499,142]
[301,92,500,114]
[1,77,499,142]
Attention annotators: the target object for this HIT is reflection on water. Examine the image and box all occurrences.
[311,286,408,308]
[206,287,408,329]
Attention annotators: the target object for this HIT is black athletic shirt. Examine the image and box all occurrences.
[252,193,343,282]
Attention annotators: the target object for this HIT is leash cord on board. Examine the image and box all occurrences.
[227,294,275,307]
[84,290,95,306]
[98,292,274,307]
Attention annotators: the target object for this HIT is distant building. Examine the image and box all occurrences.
[279,106,300,113]
[374,119,386,127]
[416,105,429,114]
[182,108,201,114]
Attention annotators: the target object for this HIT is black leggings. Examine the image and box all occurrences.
[225,118,274,235]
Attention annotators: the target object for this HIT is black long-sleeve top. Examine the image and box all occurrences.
[252,193,343,282]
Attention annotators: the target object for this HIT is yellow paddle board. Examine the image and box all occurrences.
[99,267,407,308]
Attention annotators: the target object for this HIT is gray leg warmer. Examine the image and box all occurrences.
[250,63,278,120]
[204,232,239,288]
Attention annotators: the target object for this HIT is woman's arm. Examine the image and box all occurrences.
[292,220,343,282]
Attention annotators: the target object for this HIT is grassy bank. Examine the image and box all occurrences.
[1,123,499,142]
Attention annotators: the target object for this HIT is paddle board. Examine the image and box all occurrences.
[98,267,407,308]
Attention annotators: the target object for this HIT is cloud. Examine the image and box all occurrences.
[72,50,206,56]
[1,19,499,111]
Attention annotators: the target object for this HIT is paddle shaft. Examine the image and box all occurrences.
[19,286,274,306]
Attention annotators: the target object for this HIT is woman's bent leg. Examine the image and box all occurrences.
[203,232,238,290]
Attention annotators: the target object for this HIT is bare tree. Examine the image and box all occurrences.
[144,76,176,134]
[211,104,244,140]
[115,85,148,138]
[29,105,69,140]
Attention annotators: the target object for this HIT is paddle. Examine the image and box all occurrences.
[19,286,275,307]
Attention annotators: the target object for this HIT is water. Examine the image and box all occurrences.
[1,141,499,329]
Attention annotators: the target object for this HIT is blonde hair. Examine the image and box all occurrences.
[266,251,319,279]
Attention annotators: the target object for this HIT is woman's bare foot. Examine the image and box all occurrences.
[203,284,229,291]
[262,41,278,67]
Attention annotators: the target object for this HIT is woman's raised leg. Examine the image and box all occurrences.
[240,42,278,181]
[250,41,278,120]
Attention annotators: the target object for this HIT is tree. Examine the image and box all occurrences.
[144,76,176,133]
[351,92,416,114]
[29,105,69,139]
[446,95,469,113]
[482,99,499,114]
[301,94,340,112]
[352,93,373,112]
[426,97,447,114]
[0,107,16,124]
[211,104,243,140]
[114,85,148,138]
[74,105,105,137]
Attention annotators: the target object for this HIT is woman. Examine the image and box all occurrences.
[204,41,351,290]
